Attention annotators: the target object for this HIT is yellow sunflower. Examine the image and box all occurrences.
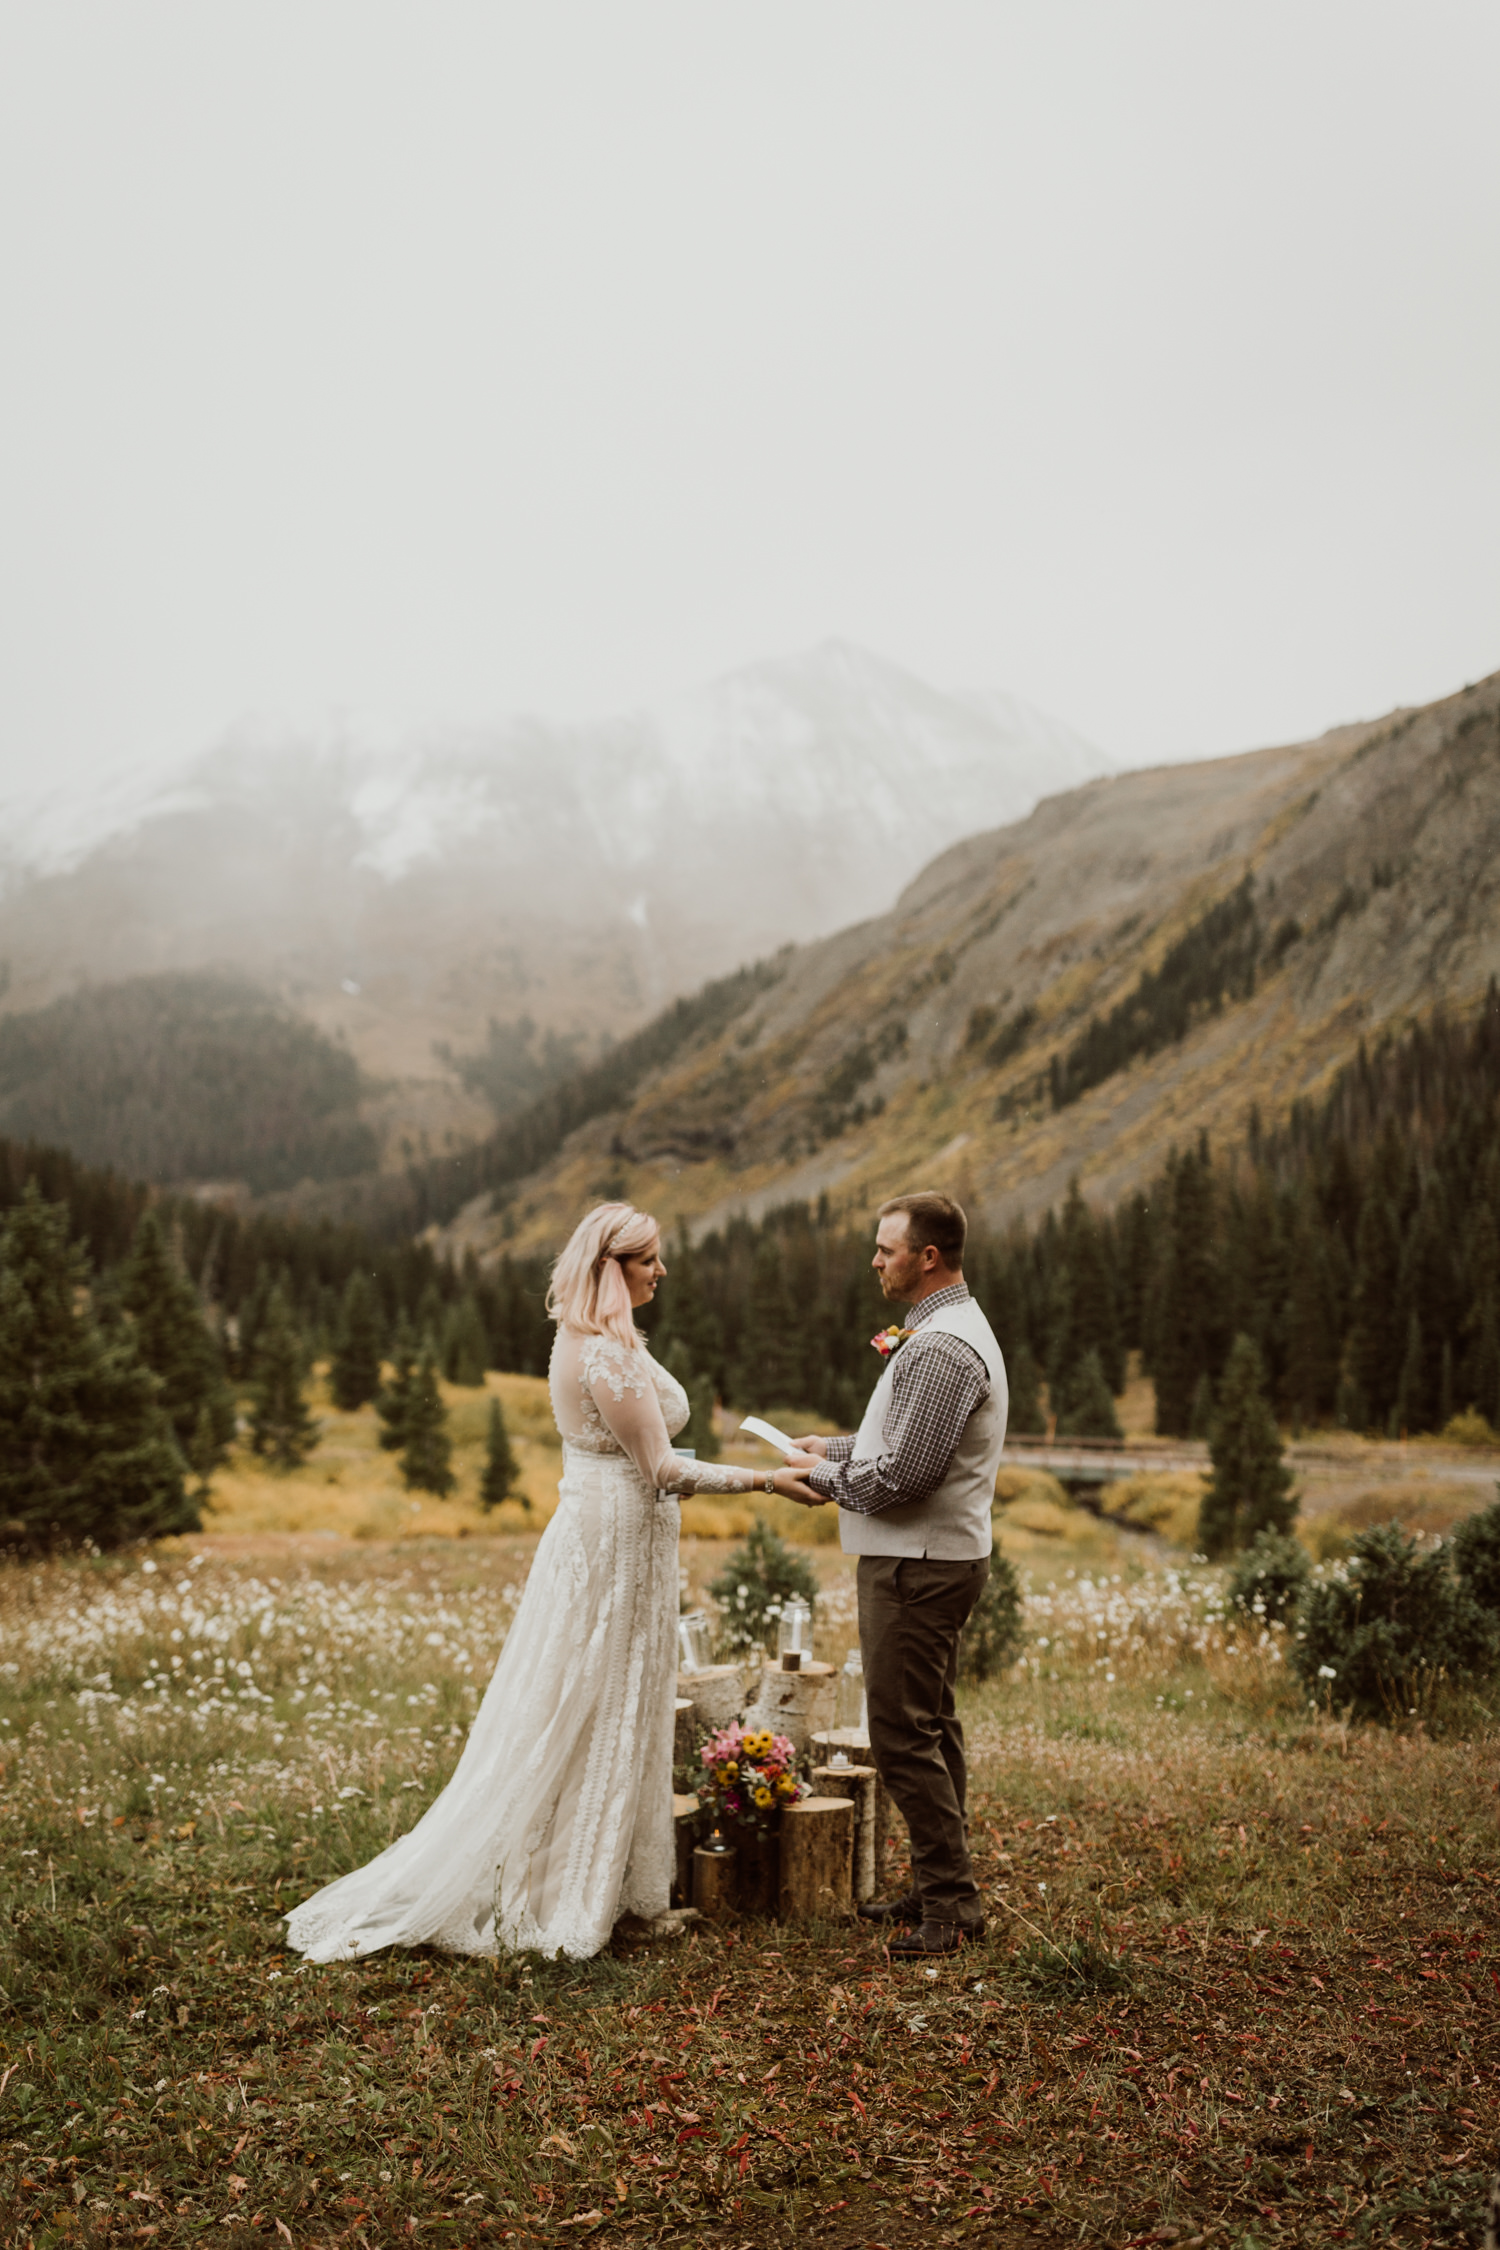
[754,1787,773,1809]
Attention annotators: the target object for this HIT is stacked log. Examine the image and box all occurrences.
[742,1660,836,1757]
[692,1844,739,1921]
[777,1796,854,1922]
[810,1761,881,1903]
[812,1730,890,1897]
[677,1663,744,1733]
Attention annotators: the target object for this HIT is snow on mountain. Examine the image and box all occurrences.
[0,641,1110,1069]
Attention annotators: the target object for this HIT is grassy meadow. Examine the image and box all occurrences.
[4,1468,1500,2250]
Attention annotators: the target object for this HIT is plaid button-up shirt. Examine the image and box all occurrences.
[807,1281,990,1517]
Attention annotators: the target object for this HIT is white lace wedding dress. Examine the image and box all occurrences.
[284,1329,748,1963]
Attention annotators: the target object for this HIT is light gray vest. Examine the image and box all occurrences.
[840,1295,1009,1560]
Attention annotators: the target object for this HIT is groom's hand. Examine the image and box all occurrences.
[773,1453,827,1507]
[790,1433,829,1458]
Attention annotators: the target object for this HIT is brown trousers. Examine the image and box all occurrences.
[856,1552,990,1927]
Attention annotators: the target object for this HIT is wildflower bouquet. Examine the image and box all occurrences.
[694,1722,806,1838]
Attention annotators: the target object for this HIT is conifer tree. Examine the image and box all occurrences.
[1151,1142,1219,1435]
[1006,1342,1047,1436]
[248,1285,318,1470]
[1347,1192,1404,1428]
[1283,1195,1339,1426]
[0,1182,194,1548]
[1394,1309,1426,1437]
[1054,1347,1123,1440]
[1198,1332,1297,1558]
[330,1272,384,1410]
[120,1208,235,1465]
[400,1347,454,1496]
[1187,1373,1215,1440]
[479,1395,522,1511]
[377,1317,417,1451]
[440,1294,490,1387]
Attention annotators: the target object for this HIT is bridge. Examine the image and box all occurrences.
[1000,1435,1207,1491]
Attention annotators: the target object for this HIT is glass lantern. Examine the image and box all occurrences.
[777,1597,813,1672]
[837,1647,868,1736]
[677,1610,709,1675]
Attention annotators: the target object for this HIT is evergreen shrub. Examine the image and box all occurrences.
[707,1518,818,1659]
[1006,1343,1046,1436]
[1199,1334,1297,1557]
[1226,1527,1310,1625]
[957,1554,1024,1683]
[1450,1493,1500,1613]
[479,1396,522,1512]
[1054,1348,1123,1440]
[440,1295,490,1388]
[377,1319,417,1452]
[330,1273,384,1410]
[248,1286,317,1471]
[1292,1523,1497,1719]
[400,1348,454,1496]
[119,1210,235,1466]
[0,1183,195,1548]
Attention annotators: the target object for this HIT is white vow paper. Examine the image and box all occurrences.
[738,1414,798,1455]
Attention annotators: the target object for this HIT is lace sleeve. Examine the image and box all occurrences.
[582,1341,751,1495]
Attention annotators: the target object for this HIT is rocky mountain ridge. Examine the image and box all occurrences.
[426,666,1500,1261]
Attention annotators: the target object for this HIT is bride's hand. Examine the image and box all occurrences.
[773,1457,826,1506]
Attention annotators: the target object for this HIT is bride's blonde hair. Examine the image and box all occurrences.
[547,1202,660,1349]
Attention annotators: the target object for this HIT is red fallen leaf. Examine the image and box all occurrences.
[677,2127,709,2144]
[530,2035,548,2061]
[849,2090,868,2118]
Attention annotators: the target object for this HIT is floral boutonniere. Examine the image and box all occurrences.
[871,1325,914,1360]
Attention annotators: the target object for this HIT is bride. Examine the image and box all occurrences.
[285,1201,813,1963]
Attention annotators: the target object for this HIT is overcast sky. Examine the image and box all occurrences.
[1,2,1495,801]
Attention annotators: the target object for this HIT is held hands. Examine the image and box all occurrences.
[775,1449,828,1507]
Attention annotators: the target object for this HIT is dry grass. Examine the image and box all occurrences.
[3,1539,1498,2249]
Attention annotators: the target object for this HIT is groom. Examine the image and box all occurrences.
[785,1191,1008,1957]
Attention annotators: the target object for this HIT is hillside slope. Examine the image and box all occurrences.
[428,667,1500,1259]
[0,974,379,1193]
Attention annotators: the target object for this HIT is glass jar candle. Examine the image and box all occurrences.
[777,1597,812,1672]
[677,1610,709,1674]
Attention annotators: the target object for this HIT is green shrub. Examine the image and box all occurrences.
[1198,1333,1297,1557]
[1292,1523,1496,1720]
[707,1518,818,1659]
[1226,1528,1310,1625]
[1450,1491,1500,1611]
[958,1553,1024,1682]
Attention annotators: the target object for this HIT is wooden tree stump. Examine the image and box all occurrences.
[692,1845,739,1920]
[743,1660,836,1757]
[812,1730,890,1890]
[678,1663,744,1736]
[672,1792,699,1907]
[733,1825,779,1917]
[778,1795,854,1922]
[810,1763,881,1903]
[673,1698,696,1771]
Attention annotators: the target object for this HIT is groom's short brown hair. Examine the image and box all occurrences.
[878,1191,966,1267]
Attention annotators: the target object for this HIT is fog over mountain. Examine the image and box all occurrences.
[0,641,1109,1089]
